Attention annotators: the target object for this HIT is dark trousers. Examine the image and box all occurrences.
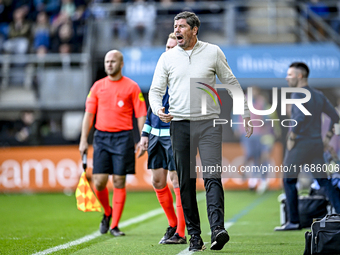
[283,138,340,223]
[170,119,224,235]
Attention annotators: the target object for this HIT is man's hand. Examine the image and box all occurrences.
[323,131,333,151]
[79,140,88,157]
[158,107,173,123]
[140,136,149,150]
[244,117,253,138]
[137,136,149,158]
[329,146,339,161]
[79,112,94,157]
[286,132,296,151]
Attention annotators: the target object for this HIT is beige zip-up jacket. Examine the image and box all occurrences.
[149,40,250,121]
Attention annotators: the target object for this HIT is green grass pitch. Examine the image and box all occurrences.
[0,190,307,254]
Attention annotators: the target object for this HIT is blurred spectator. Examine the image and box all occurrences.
[32,11,51,55]
[111,0,128,43]
[50,0,87,52]
[181,0,198,13]
[14,110,40,145]
[157,0,177,41]
[0,112,73,146]
[60,0,77,17]
[0,0,13,52]
[126,0,156,46]
[158,0,175,14]
[51,19,77,53]
[11,0,36,20]
[51,0,86,28]
[90,0,109,20]
[322,96,340,158]
[33,0,61,19]
[3,6,32,54]
[89,0,127,45]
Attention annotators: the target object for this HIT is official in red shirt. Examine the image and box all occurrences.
[79,50,147,236]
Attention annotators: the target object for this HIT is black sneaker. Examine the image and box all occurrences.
[99,210,112,234]
[163,233,187,244]
[210,227,230,250]
[189,235,206,252]
[159,226,177,244]
[110,227,125,236]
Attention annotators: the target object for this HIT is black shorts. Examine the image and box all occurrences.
[148,134,176,171]
[93,130,135,175]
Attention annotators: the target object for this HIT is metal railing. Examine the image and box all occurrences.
[0,53,91,110]
[87,0,340,46]
[297,1,340,45]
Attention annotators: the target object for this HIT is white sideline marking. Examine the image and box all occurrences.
[31,208,163,255]
[31,232,102,255]
[177,242,209,255]
[224,222,234,230]
[32,192,206,255]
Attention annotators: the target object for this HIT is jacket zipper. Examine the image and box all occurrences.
[180,41,199,64]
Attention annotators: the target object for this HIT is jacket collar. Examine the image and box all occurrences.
[176,39,201,52]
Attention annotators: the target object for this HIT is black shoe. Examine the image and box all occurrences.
[99,210,112,234]
[159,226,177,244]
[210,227,230,250]
[163,233,187,244]
[189,235,206,252]
[274,222,301,231]
[110,227,125,236]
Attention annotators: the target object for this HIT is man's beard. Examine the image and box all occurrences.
[106,68,119,76]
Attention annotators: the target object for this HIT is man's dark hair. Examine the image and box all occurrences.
[289,62,309,78]
[174,11,200,35]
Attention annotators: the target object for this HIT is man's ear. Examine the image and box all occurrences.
[193,26,198,35]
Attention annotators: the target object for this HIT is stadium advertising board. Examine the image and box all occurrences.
[0,144,282,193]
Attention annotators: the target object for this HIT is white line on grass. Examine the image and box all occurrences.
[224,222,234,230]
[178,193,271,255]
[177,242,209,255]
[32,192,206,255]
[31,232,102,255]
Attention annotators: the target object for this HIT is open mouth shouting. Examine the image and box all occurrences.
[176,34,184,44]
